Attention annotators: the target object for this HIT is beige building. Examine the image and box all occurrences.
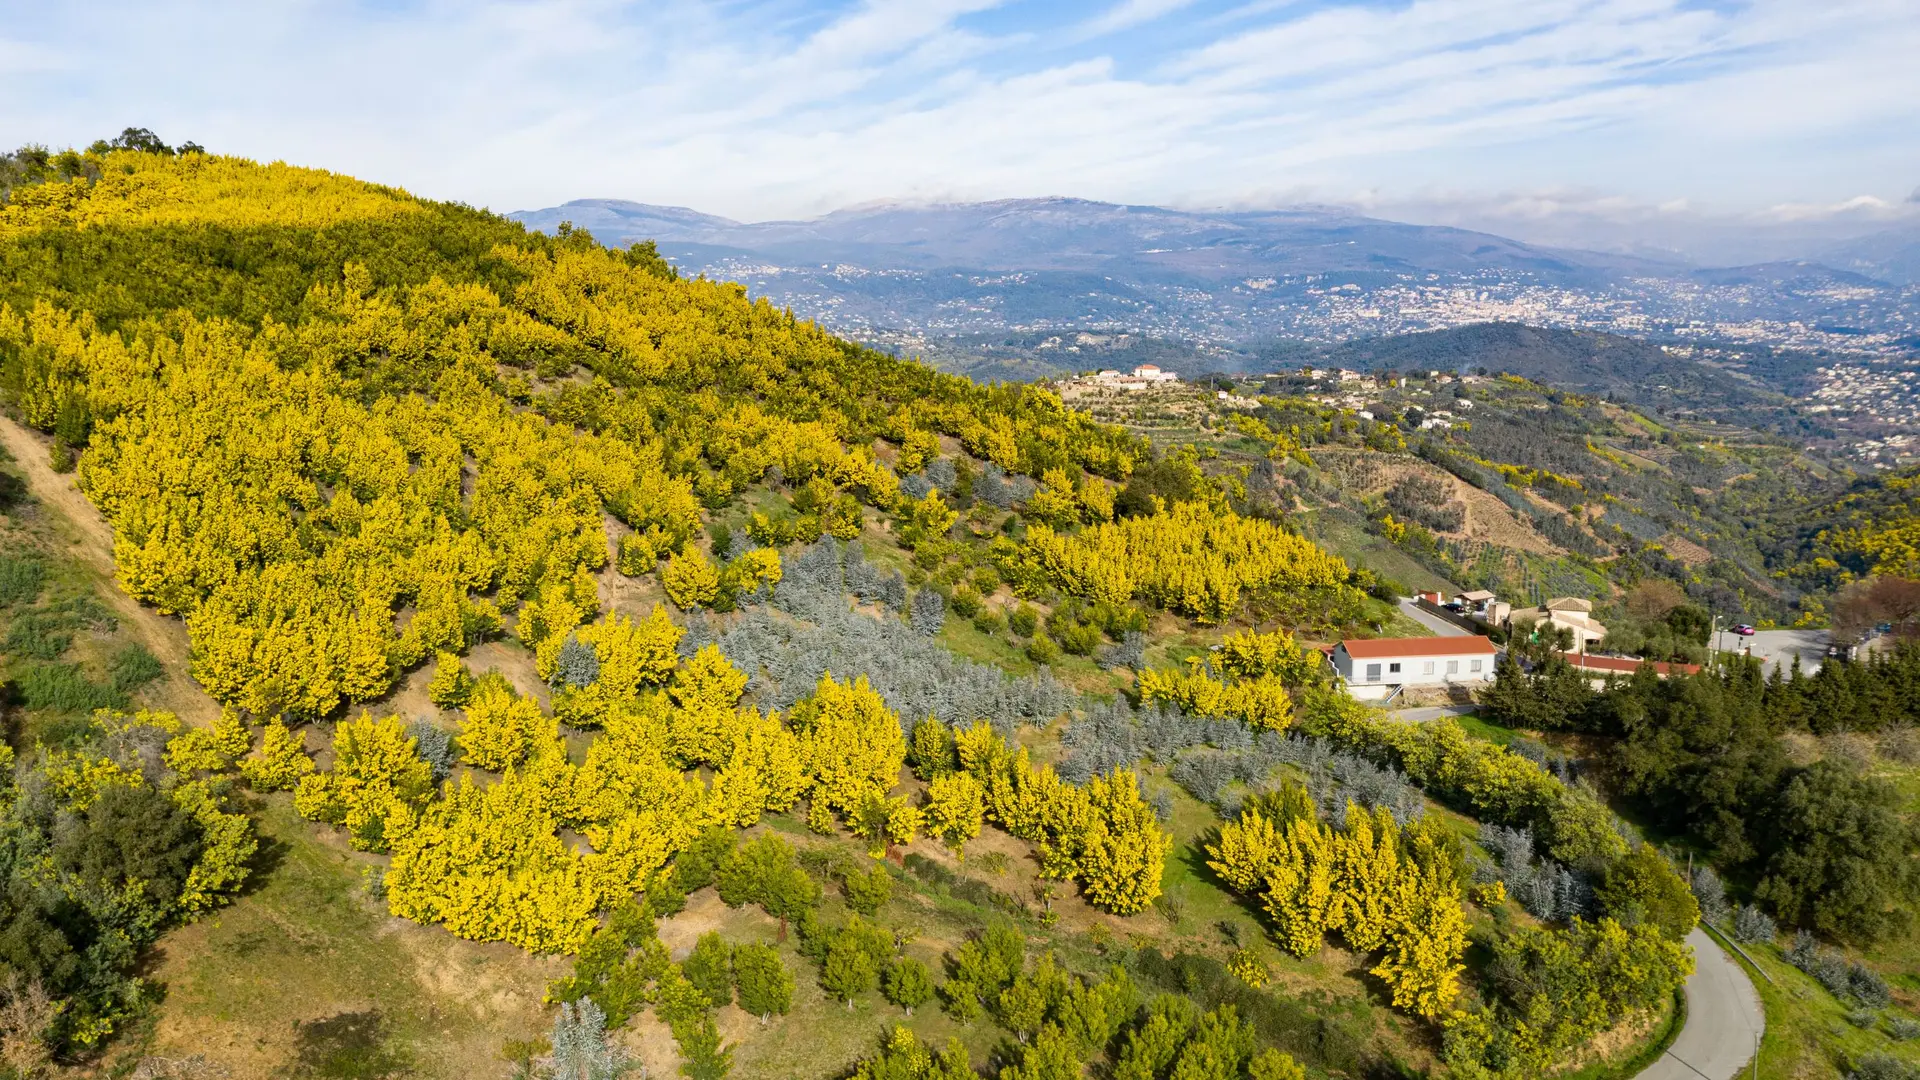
[1508,597,1607,652]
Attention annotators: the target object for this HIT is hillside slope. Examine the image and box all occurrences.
[0,142,1811,1080]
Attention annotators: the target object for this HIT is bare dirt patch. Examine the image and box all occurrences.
[1317,450,1558,555]
[1657,532,1714,567]
[467,639,550,707]
[595,513,672,621]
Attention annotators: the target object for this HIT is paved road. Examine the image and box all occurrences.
[1397,598,1474,637]
[1388,704,1478,723]
[1712,628,1827,675]
[1636,928,1764,1080]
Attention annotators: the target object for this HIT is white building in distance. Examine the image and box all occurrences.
[1084,365,1180,391]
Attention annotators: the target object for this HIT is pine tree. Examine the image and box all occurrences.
[924,771,985,859]
[1248,1048,1307,1080]
[241,720,314,791]
[683,932,734,1008]
[293,712,434,853]
[1261,816,1337,958]
[460,678,557,771]
[1076,769,1169,915]
[1369,868,1469,1020]
[801,674,907,825]
[426,650,474,707]
[997,977,1048,1044]
[910,589,946,636]
[730,943,794,1025]
[1113,995,1198,1080]
[842,864,894,915]
[663,550,722,610]
[908,716,955,779]
[822,931,880,1008]
[1207,809,1283,893]
[1333,803,1402,953]
[883,957,934,1016]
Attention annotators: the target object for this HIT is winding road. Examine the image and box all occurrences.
[1635,928,1765,1080]
[1397,596,1475,637]
[1384,596,1768,1077]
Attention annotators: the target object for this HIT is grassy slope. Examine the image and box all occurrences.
[139,797,567,1077]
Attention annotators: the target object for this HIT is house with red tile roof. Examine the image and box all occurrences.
[1330,636,1499,699]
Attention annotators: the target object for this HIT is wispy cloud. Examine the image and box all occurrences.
[1080,0,1205,37]
[0,0,1911,224]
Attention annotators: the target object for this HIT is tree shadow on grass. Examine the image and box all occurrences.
[292,1010,412,1080]
[235,825,290,900]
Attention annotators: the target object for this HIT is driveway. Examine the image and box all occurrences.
[1397,598,1474,637]
[1636,927,1764,1080]
[1388,704,1477,723]
[1712,628,1827,675]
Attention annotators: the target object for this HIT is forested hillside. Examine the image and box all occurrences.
[1312,323,1825,436]
[0,138,1907,1080]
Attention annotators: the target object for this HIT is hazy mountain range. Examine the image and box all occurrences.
[509,197,1920,367]
[514,197,1659,280]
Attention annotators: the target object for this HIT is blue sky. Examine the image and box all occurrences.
[1,0,1916,240]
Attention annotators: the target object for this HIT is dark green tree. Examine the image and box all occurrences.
[1755,761,1919,944]
[841,864,894,916]
[732,942,794,1022]
[883,957,934,1016]
[683,932,734,1008]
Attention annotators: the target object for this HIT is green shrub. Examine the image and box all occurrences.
[683,932,734,1008]
[1058,623,1101,657]
[3,611,74,660]
[1009,605,1038,637]
[107,644,165,694]
[841,864,894,916]
[0,553,46,608]
[1026,634,1059,664]
[13,662,126,713]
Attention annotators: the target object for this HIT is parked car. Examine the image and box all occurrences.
[1732,624,1757,636]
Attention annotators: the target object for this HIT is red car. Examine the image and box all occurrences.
[1732,624,1757,636]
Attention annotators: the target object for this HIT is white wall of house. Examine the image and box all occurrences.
[1332,645,1496,688]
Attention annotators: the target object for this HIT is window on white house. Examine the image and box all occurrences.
[1423,661,1435,675]
[1366,663,1381,682]
[1470,658,1484,673]
[1388,662,1401,674]
[1446,659,1460,675]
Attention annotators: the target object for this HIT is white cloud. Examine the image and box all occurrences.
[0,0,1911,227]
[1080,0,1205,38]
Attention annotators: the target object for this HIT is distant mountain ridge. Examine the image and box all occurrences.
[512,196,1655,280]
[508,196,1920,360]
[1815,223,1920,286]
